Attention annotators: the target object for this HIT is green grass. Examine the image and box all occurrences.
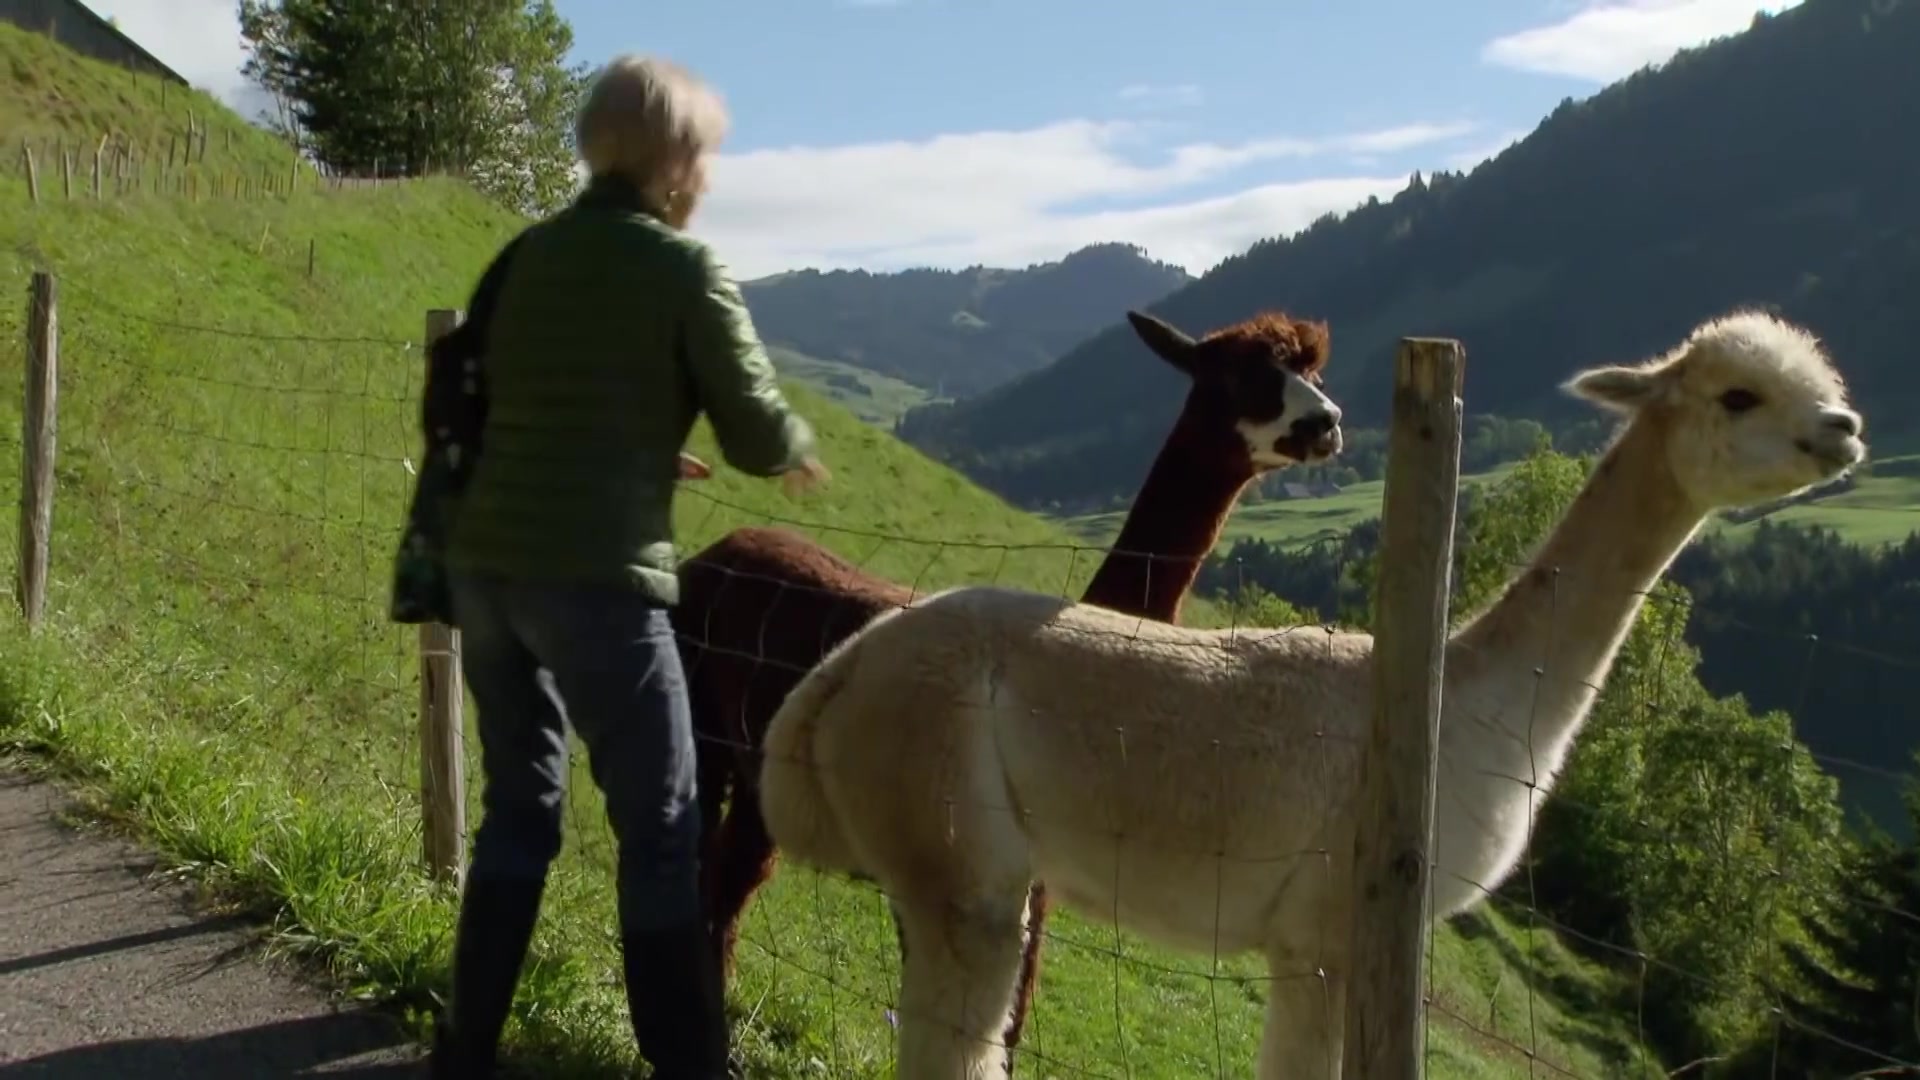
[769,344,940,427]
[0,19,1661,1078]
[1063,464,1522,551]
[1065,456,1920,555]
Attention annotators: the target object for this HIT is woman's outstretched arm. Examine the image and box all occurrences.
[677,243,819,479]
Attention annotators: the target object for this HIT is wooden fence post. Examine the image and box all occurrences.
[1341,336,1465,1079]
[22,142,37,203]
[419,308,468,888]
[17,273,58,631]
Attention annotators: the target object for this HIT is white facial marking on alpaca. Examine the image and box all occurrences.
[1236,370,1343,468]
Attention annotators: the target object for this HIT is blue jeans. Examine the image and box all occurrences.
[448,570,703,932]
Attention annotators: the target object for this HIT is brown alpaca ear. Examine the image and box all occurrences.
[1126,310,1198,375]
[1565,364,1659,414]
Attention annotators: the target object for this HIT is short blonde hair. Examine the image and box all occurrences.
[575,55,730,192]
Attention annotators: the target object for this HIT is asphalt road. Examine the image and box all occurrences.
[0,768,426,1078]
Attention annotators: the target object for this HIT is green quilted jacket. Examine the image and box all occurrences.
[434,174,816,606]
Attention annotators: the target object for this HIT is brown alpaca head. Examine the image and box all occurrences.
[1126,309,1342,477]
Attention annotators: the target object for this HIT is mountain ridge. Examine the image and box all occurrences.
[895,0,1920,510]
[739,240,1193,400]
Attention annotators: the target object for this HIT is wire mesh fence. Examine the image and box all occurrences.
[6,129,451,205]
[0,271,1913,1080]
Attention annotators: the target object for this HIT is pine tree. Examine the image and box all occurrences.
[1751,757,1920,1077]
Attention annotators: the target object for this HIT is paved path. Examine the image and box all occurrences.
[0,768,426,1078]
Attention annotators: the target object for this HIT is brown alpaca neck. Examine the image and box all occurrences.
[1081,424,1253,624]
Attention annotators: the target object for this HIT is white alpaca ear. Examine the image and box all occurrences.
[1565,365,1659,414]
[1127,310,1198,375]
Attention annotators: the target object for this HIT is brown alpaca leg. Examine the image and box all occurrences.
[1000,882,1049,1056]
[709,778,781,979]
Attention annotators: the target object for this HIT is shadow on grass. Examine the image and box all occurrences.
[1446,909,1657,1074]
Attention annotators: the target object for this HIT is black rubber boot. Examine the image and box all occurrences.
[623,917,733,1080]
[429,874,547,1079]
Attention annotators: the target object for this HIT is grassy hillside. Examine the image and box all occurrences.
[900,0,1920,512]
[0,21,1658,1079]
[768,344,939,426]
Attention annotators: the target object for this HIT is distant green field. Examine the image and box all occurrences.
[1062,462,1520,551]
[769,344,941,426]
[1712,457,1920,548]
[1064,458,1919,553]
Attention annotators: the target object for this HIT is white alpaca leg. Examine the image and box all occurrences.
[892,894,1028,1080]
[1256,968,1343,1080]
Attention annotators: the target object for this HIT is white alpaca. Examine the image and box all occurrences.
[758,311,1866,1079]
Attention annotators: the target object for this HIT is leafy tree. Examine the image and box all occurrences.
[1331,445,1848,1061]
[1205,444,1914,1065]
[238,0,587,214]
[1452,451,1852,1061]
[1212,581,1309,629]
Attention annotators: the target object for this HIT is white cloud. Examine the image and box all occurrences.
[82,0,265,117]
[1343,121,1477,155]
[1481,0,1802,83]
[794,176,1416,280]
[1117,83,1204,110]
[697,119,1470,278]
[75,0,1472,280]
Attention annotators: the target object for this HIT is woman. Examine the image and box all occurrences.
[416,55,826,1079]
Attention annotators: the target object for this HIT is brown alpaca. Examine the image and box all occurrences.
[674,307,1343,1055]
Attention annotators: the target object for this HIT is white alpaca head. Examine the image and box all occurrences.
[1564,310,1865,510]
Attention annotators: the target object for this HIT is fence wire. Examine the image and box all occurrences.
[0,282,1915,1080]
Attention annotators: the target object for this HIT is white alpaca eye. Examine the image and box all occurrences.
[1718,388,1762,413]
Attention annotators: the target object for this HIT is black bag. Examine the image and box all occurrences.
[387,233,525,625]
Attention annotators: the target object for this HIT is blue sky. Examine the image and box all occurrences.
[98,0,1795,277]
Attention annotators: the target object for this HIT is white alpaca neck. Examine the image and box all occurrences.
[1435,416,1705,896]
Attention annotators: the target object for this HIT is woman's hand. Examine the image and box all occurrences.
[678,452,712,480]
[780,455,831,499]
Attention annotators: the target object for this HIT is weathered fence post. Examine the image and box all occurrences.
[21,142,37,204]
[1341,336,1465,1079]
[419,308,468,888]
[17,273,58,632]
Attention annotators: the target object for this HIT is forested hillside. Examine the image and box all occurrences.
[740,241,1192,399]
[899,0,1920,509]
